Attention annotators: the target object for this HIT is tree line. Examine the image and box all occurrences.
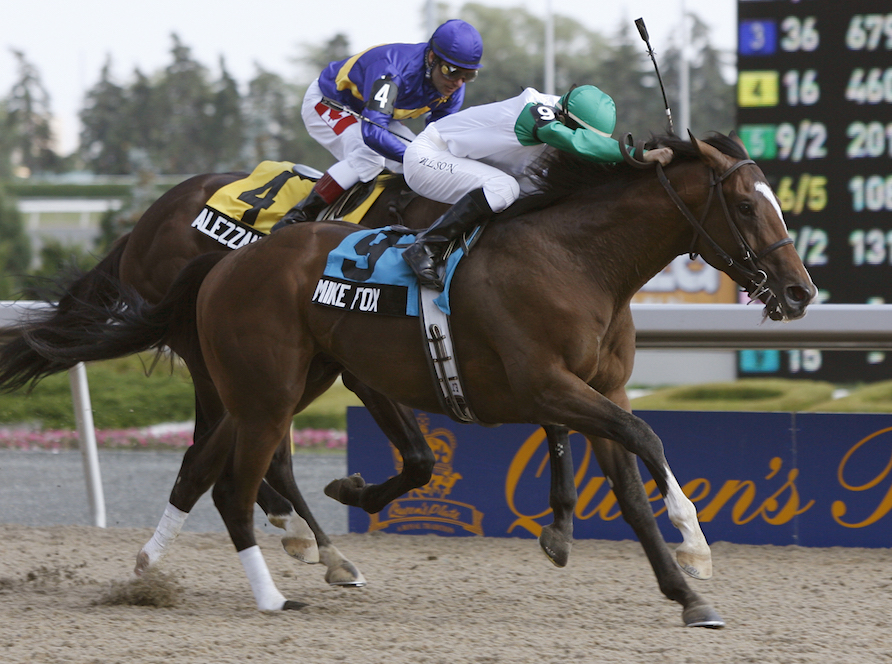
[1,5,734,178]
[0,4,734,296]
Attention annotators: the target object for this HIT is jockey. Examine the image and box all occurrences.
[400,85,674,290]
[272,19,483,231]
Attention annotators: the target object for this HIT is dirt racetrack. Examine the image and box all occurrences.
[1,523,890,663]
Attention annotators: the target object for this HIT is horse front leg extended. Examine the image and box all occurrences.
[615,414,712,581]
[324,373,434,513]
[538,425,576,568]
[261,435,367,587]
[589,437,723,628]
[551,383,712,580]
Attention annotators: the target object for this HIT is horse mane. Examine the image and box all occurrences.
[498,131,748,222]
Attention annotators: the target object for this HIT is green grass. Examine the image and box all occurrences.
[3,356,891,433]
[0,353,362,431]
[804,380,892,413]
[629,378,837,412]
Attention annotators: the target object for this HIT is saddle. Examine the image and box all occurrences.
[314,226,487,425]
[191,161,418,248]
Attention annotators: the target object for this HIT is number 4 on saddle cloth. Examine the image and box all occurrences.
[189,160,387,248]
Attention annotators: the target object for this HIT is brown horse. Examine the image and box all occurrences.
[18,132,815,626]
[2,169,443,584]
[3,166,579,583]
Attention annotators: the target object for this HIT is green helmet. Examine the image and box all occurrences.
[558,85,617,136]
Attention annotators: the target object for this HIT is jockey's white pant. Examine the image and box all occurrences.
[403,124,521,212]
[301,79,414,188]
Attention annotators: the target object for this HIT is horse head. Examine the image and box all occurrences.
[679,131,816,322]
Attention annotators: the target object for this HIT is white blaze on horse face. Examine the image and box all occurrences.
[755,181,787,232]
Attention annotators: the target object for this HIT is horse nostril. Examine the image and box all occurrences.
[786,285,811,304]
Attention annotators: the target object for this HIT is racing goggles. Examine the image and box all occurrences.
[439,61,478,83]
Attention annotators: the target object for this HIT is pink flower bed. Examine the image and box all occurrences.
[0,427,346,452]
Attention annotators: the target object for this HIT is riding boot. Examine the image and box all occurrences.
[402,188,492,290]
[271,172,344,232]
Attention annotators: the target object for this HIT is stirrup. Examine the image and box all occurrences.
[403,243,445,291]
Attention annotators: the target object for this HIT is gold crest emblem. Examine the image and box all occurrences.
[369,413,484,535]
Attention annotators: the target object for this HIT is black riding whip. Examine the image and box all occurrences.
[635,17,674,134]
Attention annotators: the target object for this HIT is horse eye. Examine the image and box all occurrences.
[738,202,754,216]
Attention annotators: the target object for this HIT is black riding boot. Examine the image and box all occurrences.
[402,188,492,290]
[271,172,343,232]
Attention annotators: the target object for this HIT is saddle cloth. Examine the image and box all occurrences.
[314,226,480,423]
[190,161,386,248]
[314,227,465,317]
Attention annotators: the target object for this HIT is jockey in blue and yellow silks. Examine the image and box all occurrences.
[273,19,483,231]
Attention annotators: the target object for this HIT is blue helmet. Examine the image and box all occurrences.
[430,19,483,69]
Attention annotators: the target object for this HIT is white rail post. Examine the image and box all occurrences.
[68,362,106,527]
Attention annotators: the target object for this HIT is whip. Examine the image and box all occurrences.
[635,18,674,134]
[320,97,413,144]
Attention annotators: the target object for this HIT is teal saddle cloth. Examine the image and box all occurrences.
[314,226,466,316]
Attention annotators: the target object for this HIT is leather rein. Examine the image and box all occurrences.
[620,134,793,305]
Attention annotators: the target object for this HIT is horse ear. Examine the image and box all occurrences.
[728,130,751,157]
[688,131,733,172]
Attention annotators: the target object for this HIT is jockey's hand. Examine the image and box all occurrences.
[642,147,674,166]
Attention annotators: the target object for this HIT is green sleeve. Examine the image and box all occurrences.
[535,121,628,163]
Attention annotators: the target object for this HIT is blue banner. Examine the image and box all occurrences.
[346,408,892,547]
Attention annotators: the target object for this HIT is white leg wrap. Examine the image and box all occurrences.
[663,470,702,542]
[140,503,189,568]
[238,545,287,611]
[663,465,713,579]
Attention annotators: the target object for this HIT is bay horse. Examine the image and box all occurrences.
[1,166,579,584]
[18,131,815,626]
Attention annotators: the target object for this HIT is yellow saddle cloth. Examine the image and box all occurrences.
[197,161,386,241]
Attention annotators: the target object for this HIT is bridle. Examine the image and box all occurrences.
[656,160,793,304]
[620,135,793,308]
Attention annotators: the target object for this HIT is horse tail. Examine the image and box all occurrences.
[0,250,225,393]
[0,235,132,393]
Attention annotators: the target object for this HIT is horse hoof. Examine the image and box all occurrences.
[538,525,572,568]
[676,547,713,580]
[325,561,367,588]
[282,535,320,564]
[324,473,367,506]
[683,603,725,628]
[282,600,309,611]
[134,550,150,576]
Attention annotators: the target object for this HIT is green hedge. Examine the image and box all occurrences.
[0,353,362,431]
[805,380,892,413]
[630,378,837,412]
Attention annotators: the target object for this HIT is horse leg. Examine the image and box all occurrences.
[325,372,435,514]
[588,436,723,627]
[262,435,367,587]
[248,360,364,585]
[212,413,307,611]
[135,405,233,574]
[534,376,712,580]
[255,450,318,564]
[538,425,576,568]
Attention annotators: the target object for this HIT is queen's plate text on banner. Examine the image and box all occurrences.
[346,408,892,547]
